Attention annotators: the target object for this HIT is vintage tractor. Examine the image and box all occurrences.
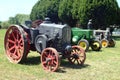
[4,19,86,72]
[93,29,116,48]
[71,27,102,51]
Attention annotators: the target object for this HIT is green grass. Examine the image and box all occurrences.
[0,29,120,80]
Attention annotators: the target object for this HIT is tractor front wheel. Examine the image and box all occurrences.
[41,48,60,72]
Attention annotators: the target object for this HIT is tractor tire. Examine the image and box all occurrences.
[108,39,116,47]
[4,25,30,63]
[78,39,89,52]
[101,39,109,48]
[41,48,60,72]
[91,40,102,51]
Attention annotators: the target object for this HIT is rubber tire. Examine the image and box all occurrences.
[91,40,102,51]
[108,39,116,47]
[77,39,89,52]
[101,39,109,48]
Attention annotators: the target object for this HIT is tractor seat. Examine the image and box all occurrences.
[20,24,30,30]
[32,20,43,28]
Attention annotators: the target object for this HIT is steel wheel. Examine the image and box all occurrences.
[78,39,89,51]
[101,39,109,48]
[108,39,116,47]
[68,46,86,65]
[41,48,60,72]
[4,25,29,63]
[91,40,101,51]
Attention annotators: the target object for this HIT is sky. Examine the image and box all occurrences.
[0,0,120,21]
[0,0,38,21]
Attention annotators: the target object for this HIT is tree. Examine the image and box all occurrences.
[76,0,120,29]
[8,14,30,25]
[30,0,60,23]
[9,17,18,24]
[1,21,10,29]
[58,0,77,26]
[15,14,30,24]
[0,21,2,29]
[30,0,120,28]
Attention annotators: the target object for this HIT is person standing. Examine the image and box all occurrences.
[87,19,92,29]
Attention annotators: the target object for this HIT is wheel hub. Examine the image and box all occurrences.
[72,54,79,59]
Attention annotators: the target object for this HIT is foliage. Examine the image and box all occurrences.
[1,21,10,29]
[58,0,77,26]
[30,0,60,23]
[9,14,30,25]
[0,21,2,29]
[1,14,30,29]
[31,0,120,28]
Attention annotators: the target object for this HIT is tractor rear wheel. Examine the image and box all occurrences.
[108,39,116,47]
[4,25,30,63]
[91,40,101,51]
[41,48,60,72]
[78,39,89,51]
[101,39,109,48]
[68,46,86,65]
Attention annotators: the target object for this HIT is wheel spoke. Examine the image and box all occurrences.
[8,39,15,44]
[11,32,16,41]
[42,61,47,65]
[43,52,48,57]
[18,38,23,44]
[16,30,20,40]
[14,49,21,60]
[73,59,76,63]
[19,45,23,50]
[77,59,80,64]
[8,45,15,51]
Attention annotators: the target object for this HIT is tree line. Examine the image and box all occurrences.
[0,14,30,29]
[0,0,120,29]
[30,0,120,29]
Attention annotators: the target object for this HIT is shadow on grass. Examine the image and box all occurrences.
[57,60,90,73]
[21,56,40,65]
[87,49,103,53]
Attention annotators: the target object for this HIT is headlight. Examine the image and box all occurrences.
[72,38,77,42]
[72,36,79,43]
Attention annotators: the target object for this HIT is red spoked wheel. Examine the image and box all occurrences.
[68,46,86,65]
[4,25,29,63]
[41,48,60,72]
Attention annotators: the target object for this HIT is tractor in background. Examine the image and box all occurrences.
[93,28,116,48]
[71,27,102,51]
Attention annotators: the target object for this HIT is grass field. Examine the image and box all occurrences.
[0,29,120,80]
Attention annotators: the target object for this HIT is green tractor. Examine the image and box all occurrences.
[71,27,102,51]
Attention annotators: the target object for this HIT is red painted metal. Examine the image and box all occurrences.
[4,25,30,63]
[41,48,60,72]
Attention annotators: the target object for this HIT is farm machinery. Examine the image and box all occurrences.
[93,29,116,48]
[71,27,102,51]
[4,19,86,72]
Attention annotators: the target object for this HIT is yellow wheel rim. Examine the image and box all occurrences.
[79,42,87,50]
[101,40,108,48]
[93,42,100,50]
